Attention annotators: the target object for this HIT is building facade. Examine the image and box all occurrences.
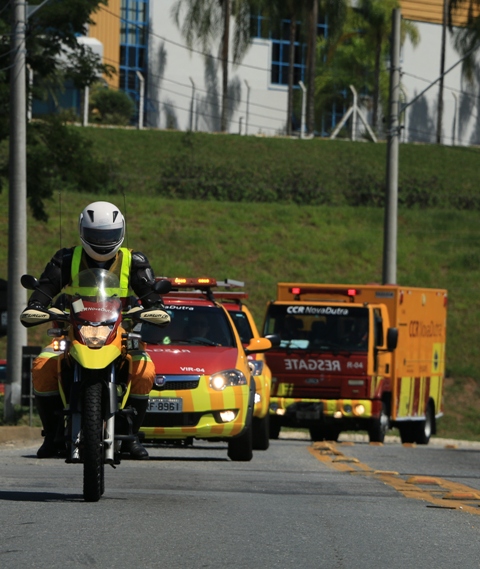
[88,0,480,145]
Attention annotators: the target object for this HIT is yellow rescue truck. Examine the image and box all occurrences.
[262,283,447,444]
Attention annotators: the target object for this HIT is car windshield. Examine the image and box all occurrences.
[263,305,369,352]
[227,310,254,344]
[141,305,235,347]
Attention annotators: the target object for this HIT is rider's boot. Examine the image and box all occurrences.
[35,395,63,458]
[123,398,149,460]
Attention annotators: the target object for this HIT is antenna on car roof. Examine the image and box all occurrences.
[123,192,129,249]
[217,279,245,288]
[58,190,62,249]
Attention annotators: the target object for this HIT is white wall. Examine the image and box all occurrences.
[401,20,480,146]
[147,4,480,145]
[148,0,288,135]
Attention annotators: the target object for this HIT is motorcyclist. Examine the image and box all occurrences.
[24,201,167,460]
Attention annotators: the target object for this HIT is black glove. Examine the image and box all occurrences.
[27,300,46,310]
[20,302,47,328]
[143,295,165,309]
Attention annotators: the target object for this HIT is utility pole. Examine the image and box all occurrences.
[299,81,306,139]
[382,8,401,285]
[437,0,448,144]
[5,0,28,420]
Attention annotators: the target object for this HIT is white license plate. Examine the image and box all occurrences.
[296,410,320,421]
[147,398,183,413]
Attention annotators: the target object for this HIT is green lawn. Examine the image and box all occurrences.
[1,128,479,438]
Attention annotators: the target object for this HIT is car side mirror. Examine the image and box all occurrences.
[245,337,272,355]
[265,333,280,348]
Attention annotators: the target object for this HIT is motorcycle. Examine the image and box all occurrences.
[20,268,171,502]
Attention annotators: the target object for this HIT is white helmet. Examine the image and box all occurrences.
[79,201,125,262]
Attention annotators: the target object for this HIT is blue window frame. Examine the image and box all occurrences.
[252,14,328,87]
[120,0,149,115]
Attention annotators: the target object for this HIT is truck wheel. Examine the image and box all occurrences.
[368,402,389,443]
[399,404,434,445]
[269,416,281,440]
[253,414,270,450]
[413,403,434,445]
[227,425,253,461]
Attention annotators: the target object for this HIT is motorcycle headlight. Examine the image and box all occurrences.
[210,370,247,391]
[79,325,113,347]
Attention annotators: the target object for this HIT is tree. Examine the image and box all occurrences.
[352,0,419,132]
[449,0,480,83]
[172,0,255,132]
[315,1,418,136]
[305,0,348,134]
[256,0,347,135]
[254,0,306,135]
[0,0,117,219]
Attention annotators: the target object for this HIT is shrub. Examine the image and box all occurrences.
[89,87,136,126]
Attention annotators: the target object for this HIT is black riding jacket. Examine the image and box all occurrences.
[28,247,163,308]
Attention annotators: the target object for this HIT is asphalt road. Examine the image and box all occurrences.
[1,433,480,569]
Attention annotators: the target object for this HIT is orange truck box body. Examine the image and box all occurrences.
[262,283,447,442]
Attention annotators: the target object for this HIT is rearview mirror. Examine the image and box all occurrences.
[154,279,172,295]
[21,274,38,290]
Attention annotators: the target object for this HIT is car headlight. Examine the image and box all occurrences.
[210,369,247,391]
[248,360,264,376]
[79,325,113,347]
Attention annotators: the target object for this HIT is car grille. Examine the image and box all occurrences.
[292,386,341,398]
[163,380,199,391]
[151,374,200,391]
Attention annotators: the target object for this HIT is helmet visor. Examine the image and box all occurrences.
[82,227,123,247]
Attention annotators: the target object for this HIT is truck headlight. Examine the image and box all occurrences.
[354,404,365,416]
[210,370,247,391]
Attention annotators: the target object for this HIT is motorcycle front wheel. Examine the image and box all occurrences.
[82,381,104,502]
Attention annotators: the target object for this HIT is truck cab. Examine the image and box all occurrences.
[262,283,445,444]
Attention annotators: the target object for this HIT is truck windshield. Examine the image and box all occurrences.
[263,305,369,352]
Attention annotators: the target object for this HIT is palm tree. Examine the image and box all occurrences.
[351,0,419,132]
[261,0,347,135]
[171,0,254,132]
[314,2,418,137]
[255,0,308,135]
[305,0,348,134]
[448,0,480,83]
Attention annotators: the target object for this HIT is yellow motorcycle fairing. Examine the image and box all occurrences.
[69,340,122,369]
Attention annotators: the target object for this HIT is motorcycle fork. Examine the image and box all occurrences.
[104,366,117,465]
[68,364,117,465]
[69,364,82,463]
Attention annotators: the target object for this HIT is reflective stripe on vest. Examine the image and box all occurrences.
[70,246,132,297]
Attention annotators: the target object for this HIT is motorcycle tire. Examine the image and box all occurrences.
[83,381,104,502]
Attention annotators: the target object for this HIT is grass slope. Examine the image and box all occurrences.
[1,128,480,439]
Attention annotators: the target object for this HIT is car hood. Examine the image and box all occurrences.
[145,345,241,375]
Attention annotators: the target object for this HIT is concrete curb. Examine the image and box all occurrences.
[1,426,479,450]
[0,426,42,447]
